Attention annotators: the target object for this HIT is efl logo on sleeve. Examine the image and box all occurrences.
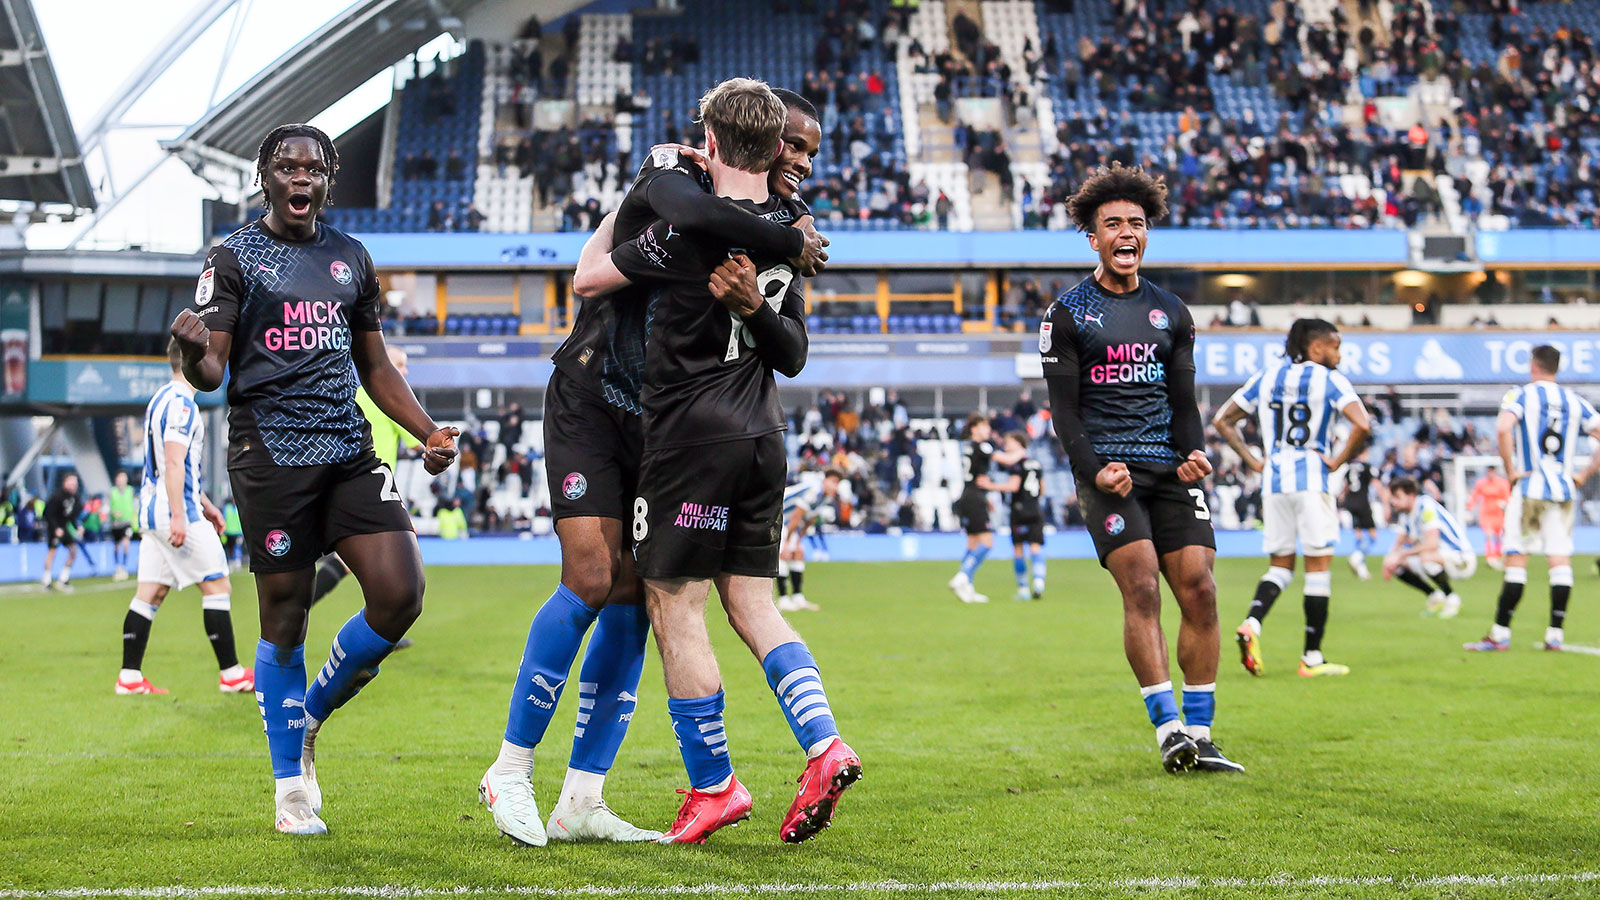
[195,268,215,306]
[1038,321,1052,353]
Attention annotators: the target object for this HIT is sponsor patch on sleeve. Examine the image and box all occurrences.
[1038,320,1053,353]
[195,267,215,307]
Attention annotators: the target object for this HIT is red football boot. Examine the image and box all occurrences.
[655,776,753,844]
[779,738,862,843]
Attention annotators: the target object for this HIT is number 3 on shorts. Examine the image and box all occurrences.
[632,497,649,541]
[1187,488,1211,521]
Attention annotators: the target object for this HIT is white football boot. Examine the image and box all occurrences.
[480,766,547,847]
[546,797,664,842]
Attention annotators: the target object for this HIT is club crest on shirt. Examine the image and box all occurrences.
[1038,321,1053,353]
[1148,308,1170,330]
[562,472,588,500]
[1105,514,1126,536]
[330,261,353,285]
[195,267,215,306]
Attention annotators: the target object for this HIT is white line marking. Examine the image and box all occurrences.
[2,873,1597,898]
[0,580,128,598]
[1527,642,1600,657]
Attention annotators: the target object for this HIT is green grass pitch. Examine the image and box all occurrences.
[2,556,1597,899]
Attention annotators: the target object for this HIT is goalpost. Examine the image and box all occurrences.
[1446,454,1600,529]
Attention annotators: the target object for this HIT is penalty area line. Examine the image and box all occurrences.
[3,873,1599,898]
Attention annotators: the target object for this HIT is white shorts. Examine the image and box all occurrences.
[137,522,229,590]
[1406,548,1478,581]
[1502,494,1575,557]
[1262,491,1339,557]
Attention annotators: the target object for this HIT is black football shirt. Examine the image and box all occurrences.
[194,220,382,468]
[551,148,806,415]
[1006,457,1045,521]
[1039,277,1196,465]
[1343,460,1374,508]
[610,192,808,450]
[962,439,996,492]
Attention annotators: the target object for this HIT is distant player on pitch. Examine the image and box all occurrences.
[1341,447,1379,580]
[1383,477,1474,617]
[948,413,1021,603]
[116,340,253,697]
[992,431,1047,601]
[777,468,843,612]
[1213,319,1371,678]
[1467,345,1600,652]
[1040,163,1240,774]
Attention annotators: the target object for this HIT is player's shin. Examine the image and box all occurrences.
[1181,682,1215,741]
[762,641,841,758]
[1013,554,1028,588]
[667,691,735,791]
[789,560,806,595]
[1395,567,1436,597]
[1548,565,1572,644]
[303,610,395,723]
[566,603,650,790]
[201,593,242,673]
[254,639,308,782]
[1302,570,1331,664]
[498,585,599,774]
[1141,680,1183,744]
[1032,553,1047,591]
[120,597,158,678]
[1245,566,1292,630]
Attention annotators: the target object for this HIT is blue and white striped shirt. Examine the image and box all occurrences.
[1501,381,1600,502]
[140,381,204,530]
[1403,496,1471,554]
[783,481,824,525]
[1229,361,1360,495]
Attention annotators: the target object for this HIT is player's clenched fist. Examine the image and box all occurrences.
[423,427,460,475]
[1095,461,1133,497]
[1176,449,1213,483]
[170,309,209,355]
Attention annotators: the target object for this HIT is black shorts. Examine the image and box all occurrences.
[1345,501,1376,531]
[230,451,413,574]
[47,529,77,549]
[544,369,643,522]
[1075,462,1216,566]
[110,525,132,542]
[956,487,990,535]
[1011,517,1045,547]
[634,432,785,580]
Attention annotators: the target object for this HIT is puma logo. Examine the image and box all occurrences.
[531,674,565,702]
[281,698,305,710]
[618,690,638,704]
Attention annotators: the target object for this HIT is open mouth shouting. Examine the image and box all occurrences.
[1111,241,1140,267]
[285,192,314,219]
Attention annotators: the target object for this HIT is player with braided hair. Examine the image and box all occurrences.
[172,123,459,836]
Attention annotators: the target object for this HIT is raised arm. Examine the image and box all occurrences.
[571,212,631,299]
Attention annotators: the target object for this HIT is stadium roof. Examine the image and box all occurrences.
[0,0,94,210]
[172,0,490,164]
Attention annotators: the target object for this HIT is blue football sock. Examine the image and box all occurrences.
[1013,556,1028,587]
[762,641,840,754]
[254,640,307,779]
[304,610,394,723]
[568,603,649,775]
[1031,555,1047,586]
[1140,681,1181,728]
[667,691,734,790]
[959,545,990,580]
[1182,683,1216,730]
[503,584,598,749]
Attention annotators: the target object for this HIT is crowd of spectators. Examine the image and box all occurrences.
[1443,8,1600,227]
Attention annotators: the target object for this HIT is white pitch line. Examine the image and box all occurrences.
[2,873,1598,899]
[0,580,128,598]
[1550,642,1600,657]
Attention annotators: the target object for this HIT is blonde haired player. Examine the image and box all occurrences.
[1467,345,1600,652]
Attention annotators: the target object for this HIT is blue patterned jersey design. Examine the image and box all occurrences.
[193,221,383,468]
[1039,277,1196,465]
